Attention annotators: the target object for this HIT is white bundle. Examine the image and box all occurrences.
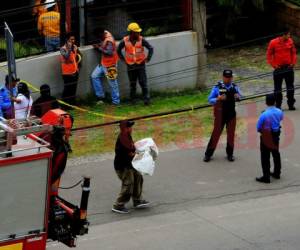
[132,138,159,176]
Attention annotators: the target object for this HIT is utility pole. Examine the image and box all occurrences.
[4,22,16,119]
[192,0,207,89]
[60,0,66,45]
[79,0,86,46]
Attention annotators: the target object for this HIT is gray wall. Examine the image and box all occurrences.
[0,31,199,100]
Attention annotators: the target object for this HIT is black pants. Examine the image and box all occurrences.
[127,65,150,103]
[205,115,236,157]
[273,66,295,108]
[260,131,281,179]
[62,73,79,105]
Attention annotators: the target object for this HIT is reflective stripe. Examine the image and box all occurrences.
[124,35,146,65]
[61,45,78,75]
[101,31,118,67]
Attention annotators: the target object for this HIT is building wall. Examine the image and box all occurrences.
[0,31,200,100]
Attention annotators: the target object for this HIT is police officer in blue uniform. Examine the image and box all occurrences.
[203,69,242,162]
[0,75,18,119]
[256,93,283,183]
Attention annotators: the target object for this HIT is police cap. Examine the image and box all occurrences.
[223,69,233,78]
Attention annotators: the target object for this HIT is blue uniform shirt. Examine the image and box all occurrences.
[0,85,17,117]
[257,106,283,132]
[208,81,242,105]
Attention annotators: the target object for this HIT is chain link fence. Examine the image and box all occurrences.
[0,0,192,61]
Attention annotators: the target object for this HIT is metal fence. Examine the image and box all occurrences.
[84,0,192,43]
[0,0,192,61]
[0,0,76,61]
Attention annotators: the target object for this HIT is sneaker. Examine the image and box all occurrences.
[96,100,104,105]
[112,205,130,214]
[255,176,270,184]
[270,172,280,179]
[227,155,235,162]
[130,99,137,105]
[133,200,150,209]
[112,102,121,107]
[203,155,211,162]
[289,106,296,111]
[144,100,151,106]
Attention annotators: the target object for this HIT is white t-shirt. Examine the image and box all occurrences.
[14,94,33,119]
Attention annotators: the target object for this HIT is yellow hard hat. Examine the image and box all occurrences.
[127,22,142,33]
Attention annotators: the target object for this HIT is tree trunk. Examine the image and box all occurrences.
[192,0,207,89]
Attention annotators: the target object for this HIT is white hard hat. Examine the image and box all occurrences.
[45,0,56,9]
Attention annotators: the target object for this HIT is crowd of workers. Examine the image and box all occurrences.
[60,22,153,106]
[0,1,297,215]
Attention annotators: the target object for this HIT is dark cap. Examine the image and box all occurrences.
[223,69,233,78]
[5,75,20,84]
[266,93,276,106]
[120,120,135,129]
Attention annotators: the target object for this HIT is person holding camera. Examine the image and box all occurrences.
[60,32,82,105]
[203,70,242,162]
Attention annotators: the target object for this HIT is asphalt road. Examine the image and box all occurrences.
[47,96,300,250]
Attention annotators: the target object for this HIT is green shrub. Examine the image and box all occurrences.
[0,38,43,60]
[286,0,300,6]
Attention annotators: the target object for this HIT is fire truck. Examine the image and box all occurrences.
[0,110,90,250]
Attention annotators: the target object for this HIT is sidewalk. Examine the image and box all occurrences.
[47,191,300,250]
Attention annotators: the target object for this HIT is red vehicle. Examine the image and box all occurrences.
[0,113,90,250]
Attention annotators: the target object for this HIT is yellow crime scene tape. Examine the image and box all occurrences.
[5,77,127,120]
[0,65,126,120]
[22,80,127,120]
[1,66,188,123]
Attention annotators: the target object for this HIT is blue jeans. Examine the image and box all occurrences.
[91,65,120,104]
[45,36,60,52]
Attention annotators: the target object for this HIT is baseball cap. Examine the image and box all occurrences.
[223,69,233,78]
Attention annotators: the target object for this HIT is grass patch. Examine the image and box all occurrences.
[69,89,212,157]
[207,45,269,72]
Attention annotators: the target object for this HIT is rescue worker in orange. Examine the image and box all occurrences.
[32,0,47,21]
[91,28,120,105]
[267,28,297,110]
[37,0,60,52]
[60,32,82,105]
[117,22,153,105]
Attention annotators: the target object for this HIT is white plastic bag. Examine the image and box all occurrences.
[132,138,159,176]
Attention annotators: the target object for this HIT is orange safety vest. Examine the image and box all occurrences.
[124,35,146,65]
[101,31,118,67]
[60,45,78,75]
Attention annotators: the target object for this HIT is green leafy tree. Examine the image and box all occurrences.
[216,0,265,12]
[213,0,267,42]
